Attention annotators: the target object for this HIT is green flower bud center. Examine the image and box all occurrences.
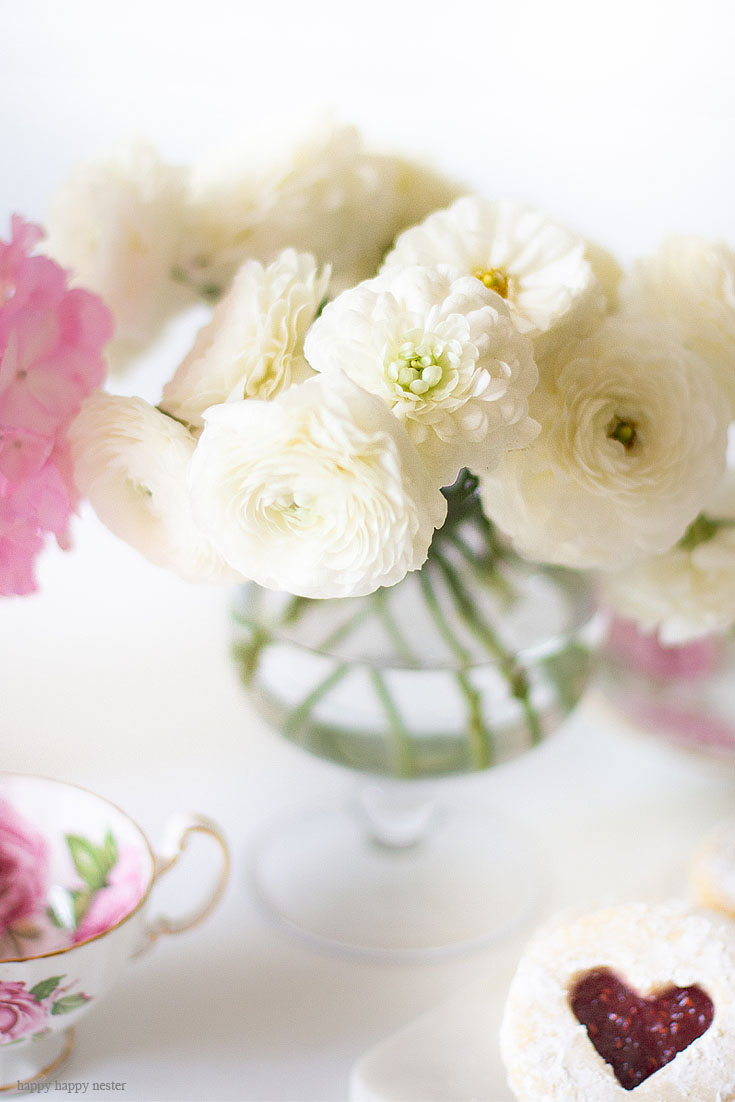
[385,340,448,396]
[473,266,510,298]
[607,416,638,450]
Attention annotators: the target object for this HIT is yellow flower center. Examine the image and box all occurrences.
[473,267,510,298]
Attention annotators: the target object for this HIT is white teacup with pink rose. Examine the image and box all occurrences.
[0,773,229,1089]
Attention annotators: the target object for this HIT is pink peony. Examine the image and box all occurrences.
[73,846,147,944]
[0,981,48,1043]
[0,215,113,596]
[0,797,50,934]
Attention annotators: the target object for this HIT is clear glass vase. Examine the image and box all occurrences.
[233,475,599,956]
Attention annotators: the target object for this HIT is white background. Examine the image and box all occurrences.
[2,3,735,1100]
[3,0,735,260]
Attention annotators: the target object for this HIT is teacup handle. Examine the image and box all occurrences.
[137,813,229,954]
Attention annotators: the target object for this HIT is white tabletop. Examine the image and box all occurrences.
[2,511,734,1101]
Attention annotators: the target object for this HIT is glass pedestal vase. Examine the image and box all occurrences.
[234,502,598,957]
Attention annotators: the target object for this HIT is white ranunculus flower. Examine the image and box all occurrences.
[603,472,735,643]
[181,121,461,297]
[620,235,735,413]
[45,140,195,369]
[303,265,539,487]
[69,392,241,583]
[160,250,329,429]
[584,238,623,312]
[188,373,448,598]
[478,319,730,571]
[381,197,606,358]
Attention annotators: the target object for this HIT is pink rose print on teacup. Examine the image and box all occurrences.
[0,981,48,1043]
[0,797,50,943]
[0,976,90,1044]
[73,846,147,944]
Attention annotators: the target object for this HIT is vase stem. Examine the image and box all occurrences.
[355,781,441,850]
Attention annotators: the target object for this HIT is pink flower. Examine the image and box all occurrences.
[0,981,48,1043]
[632,701,735,754]
[73,847,146,944]
[0,215,113,596]
[0,797,50,934]
[604,615,721,681]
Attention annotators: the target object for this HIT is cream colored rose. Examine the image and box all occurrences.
[603,472,735,643]
[382,197,606,359]
[181,121,461,297]
[303,265,539,487]
[620,234,735,413]
[188,374,447,598]
[160,250,329,429]
[479,319,730,571]
[69,392,241,583]
[45,140,194,369]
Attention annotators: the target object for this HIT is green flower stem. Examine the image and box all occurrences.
[430,546,542,746]
[284,662,351,740]
[369,668,416,777]
[419,563,495,769]
[418,564,471,663]
[444,529,516,605]
[316,602,375,652]
[373,587,419,664]
[539,638,592,712]
[456,670,493,770]
[280,594,311,625]
[232,626,268,686]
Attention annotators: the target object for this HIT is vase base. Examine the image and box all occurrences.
[248,795,545,960]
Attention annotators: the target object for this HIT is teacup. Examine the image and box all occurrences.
[0,773,229,1089]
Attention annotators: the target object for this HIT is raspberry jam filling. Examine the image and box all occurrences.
[569,967,714,1091]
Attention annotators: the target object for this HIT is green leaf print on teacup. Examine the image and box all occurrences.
[47,828,119,934]
[48,827,146,946]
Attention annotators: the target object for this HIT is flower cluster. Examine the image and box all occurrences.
[0,218,112,596]
[45,124,461,369]
[58,126,735,636]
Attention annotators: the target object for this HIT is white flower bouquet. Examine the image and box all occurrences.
[47,123,735,756]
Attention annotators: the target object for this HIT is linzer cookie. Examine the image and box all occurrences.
[691,819,735,920]
[499,902,735,1100]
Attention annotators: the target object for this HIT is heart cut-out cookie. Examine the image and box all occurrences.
[569,966,713,1089]
[499,903,735,1101]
